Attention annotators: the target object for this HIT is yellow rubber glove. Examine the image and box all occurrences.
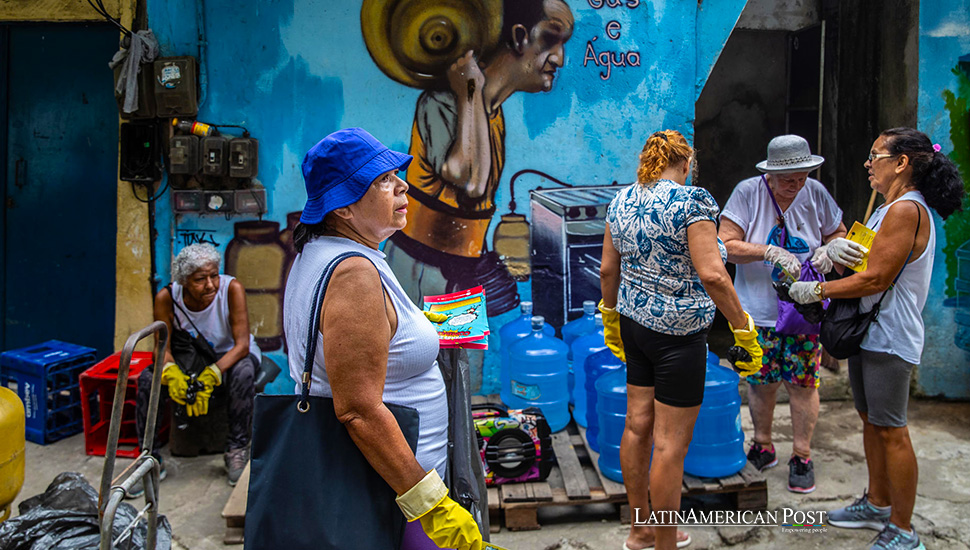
[729,313,764,377]
[159,362,189,405]
[396,470,483,550]
[598,300,626,363]
[423,310,450,324]
[189,364,222,417]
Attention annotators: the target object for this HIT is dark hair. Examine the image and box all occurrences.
[293,218,331,254]
[881,127,965,219]
[499,0,545,49]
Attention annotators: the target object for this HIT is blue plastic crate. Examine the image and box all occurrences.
[0,340,97,444]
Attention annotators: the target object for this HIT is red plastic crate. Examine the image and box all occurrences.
[80,352,170,458]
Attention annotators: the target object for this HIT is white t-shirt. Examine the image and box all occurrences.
[172,274,261,361]
[720,176,843,327]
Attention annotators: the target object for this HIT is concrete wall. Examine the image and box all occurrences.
[736,0,817,32]
[916,0,970,398]
[145,0,747,393]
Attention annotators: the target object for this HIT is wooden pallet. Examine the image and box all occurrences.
[492,423,767,531]
[221,462,249,544]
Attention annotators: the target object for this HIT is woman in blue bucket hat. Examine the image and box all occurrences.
[282,128,482,550]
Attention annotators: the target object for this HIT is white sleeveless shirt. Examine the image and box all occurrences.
[171,274,261,361]
[859,191,935,365]
[283,236,448,475]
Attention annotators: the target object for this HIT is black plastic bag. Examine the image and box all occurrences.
[0,472,171,550]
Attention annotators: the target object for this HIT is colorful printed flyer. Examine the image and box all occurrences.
[846,221,876,272]
[423,286,490,349]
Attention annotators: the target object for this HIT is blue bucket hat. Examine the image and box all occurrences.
[300,128,412,224]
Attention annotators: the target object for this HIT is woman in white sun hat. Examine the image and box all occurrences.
[718,134,850,494]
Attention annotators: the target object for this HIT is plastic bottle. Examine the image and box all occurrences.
[506,316,570,432]
[499,302,554,407]
[570,314,606,427]
[584,348,624,453]
[683,359,747,478]
[561,300,598,403]
[172,117,213,137]
[596,367,627,483]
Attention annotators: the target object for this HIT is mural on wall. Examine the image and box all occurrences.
[942,60,970,356]
[362,0,575,317]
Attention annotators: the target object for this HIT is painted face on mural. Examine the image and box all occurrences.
[518,0,574,93]
[768,171,809,203]
[183,263,220,309]
[343,170,410,242]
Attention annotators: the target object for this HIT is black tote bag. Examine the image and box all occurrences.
[244,251,420,550]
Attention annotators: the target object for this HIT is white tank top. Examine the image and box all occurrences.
[171,274,261,361]
[283,236,448,475]
[859,191,935,365]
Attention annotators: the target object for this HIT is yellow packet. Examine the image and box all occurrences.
[846,221,876,272]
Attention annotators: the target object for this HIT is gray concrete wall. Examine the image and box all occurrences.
[737,0,819,31]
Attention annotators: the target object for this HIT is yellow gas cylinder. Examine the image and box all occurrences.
[0,386,25,523]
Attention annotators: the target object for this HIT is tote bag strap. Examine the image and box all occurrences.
[761,175,790,248]
[167,283,211,343]
[870,200,922,310]
[298,251,383,409]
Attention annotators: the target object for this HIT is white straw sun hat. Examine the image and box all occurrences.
[756,134,825,174]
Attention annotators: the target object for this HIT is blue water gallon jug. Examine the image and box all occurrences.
[596,368,627,483]
[570,314,606,428]
[500,302,554,407]
[507,316,571,432]
[683,360,746,478]
[561,300,598,403]
[585,348,624,453]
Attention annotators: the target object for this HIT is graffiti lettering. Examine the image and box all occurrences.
[587,0,640,8]
[177,230,221,248]
[584,37,641,80]
[606,20,622,40]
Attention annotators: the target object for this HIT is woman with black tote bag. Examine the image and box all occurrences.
[788,128,964,550]
[245,128,482,550]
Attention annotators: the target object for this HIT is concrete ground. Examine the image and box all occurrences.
[11,367,970,549]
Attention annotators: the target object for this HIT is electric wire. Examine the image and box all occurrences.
[87,0,131,36]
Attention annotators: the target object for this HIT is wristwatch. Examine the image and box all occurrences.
[813,282,825,300]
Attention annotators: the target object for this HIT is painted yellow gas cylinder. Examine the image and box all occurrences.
[0,387,25,523]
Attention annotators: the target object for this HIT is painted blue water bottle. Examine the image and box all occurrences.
[596,367,627,483]
[499,302,554,407]
[507,316,571,432]
[561,300,598,403]
[585,348,624,453]
[683,359,746,478]
[570,314,606,428]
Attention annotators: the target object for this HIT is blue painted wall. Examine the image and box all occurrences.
[917,0,970,399]
[147,0,746,393]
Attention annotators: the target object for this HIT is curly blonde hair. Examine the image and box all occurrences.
[636,130,694,186]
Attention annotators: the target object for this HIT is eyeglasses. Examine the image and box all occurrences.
[867,153,895,162]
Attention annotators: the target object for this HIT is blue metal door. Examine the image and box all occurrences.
[2,24,118,357]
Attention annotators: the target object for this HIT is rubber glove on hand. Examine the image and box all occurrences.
[423,310,449,324]
[729,313,763,377]
[764,245,801,280]
[810,245,834,274]
[598,300,626,363]
[789,281,822,304]
[159,362,189,405]
[396,470,483,550]
[825,237,868,268]
[189,364,222,417]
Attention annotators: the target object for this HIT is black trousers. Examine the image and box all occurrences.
[136,353,257,453]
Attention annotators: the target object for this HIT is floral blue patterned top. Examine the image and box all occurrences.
[606,179,726,336]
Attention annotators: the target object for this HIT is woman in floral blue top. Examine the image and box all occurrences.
[599,130,762,550]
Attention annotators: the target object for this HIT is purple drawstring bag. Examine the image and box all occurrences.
[776,261,827,335]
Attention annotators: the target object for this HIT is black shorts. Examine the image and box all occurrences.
[619,315,709,408]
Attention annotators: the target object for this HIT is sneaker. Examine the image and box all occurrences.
[870,523,925,549]
[125,457,167,499]
[829,491,891,530]
[225,447,249,486]
[746,442,778,471]
[787,456,816,493]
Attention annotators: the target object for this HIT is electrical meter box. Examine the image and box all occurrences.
[202,136,229,176]
[169,135,201,175]
[120,122,161,182]
[114,62,156,119]
[229,138,259,179]
[153,57,198,117]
